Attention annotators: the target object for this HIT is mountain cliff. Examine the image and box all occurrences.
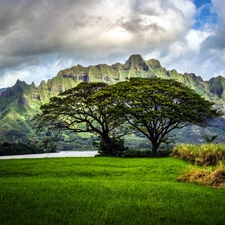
[1,54,225,148]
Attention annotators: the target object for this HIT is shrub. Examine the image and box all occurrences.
[171,143,225,166]
[178,162,225,188]
[123,150,152,158]
[157,148,173,157]
[123,148,172,158]
[94,137,128,157]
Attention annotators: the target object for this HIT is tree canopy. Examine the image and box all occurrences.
[34,82,127,155]
[95,78,221,156]
[35,78,221,156]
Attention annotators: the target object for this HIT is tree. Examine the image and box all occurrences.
[98,78,221,156]
[34,82,126,156]
[202,134,218,143]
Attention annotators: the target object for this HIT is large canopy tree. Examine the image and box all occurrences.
[96,78,221,156]
[35,82,126,155]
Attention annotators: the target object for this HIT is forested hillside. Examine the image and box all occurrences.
[1,54,225,150]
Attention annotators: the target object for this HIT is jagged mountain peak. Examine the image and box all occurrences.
[148,59,162,69]
[123,54,149,71]
[127,54,144,61]
[1,79,28,97]
[208,75,225,99]
[209,75,225,83]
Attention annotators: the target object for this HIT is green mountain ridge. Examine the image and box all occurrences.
[1,54,225,148]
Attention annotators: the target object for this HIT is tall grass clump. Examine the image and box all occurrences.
[171,143,225,166]
[178,162,225,188]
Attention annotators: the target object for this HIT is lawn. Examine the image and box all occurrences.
[0,157,225,225]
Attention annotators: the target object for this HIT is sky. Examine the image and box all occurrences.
[0,0,224,88]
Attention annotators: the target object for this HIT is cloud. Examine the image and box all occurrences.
[195,0,225,78]
[201,0,225,50]
[147,28,211,77]
[0,0,223,88]
[147,0,225,81]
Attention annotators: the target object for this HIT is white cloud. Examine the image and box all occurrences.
[2,71,30,88]
[185,29,210,53]
[0,0,224,88]
[212,0,225,20]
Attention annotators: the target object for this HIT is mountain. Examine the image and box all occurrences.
[1,54,225,148]
[0,88,6,94]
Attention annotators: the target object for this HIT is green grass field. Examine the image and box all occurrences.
[0,157,225,225]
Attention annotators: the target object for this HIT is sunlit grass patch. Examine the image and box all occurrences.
[171,143,225,166]
[0,157,225,225]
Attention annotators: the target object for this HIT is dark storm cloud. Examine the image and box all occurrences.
[0,0,195,62]
[0,0,102,60]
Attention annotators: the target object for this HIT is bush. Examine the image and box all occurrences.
[157,148,173,157]
[94,137,128,157]
[178,162,225,188]
[171,144,225,166]
[123,148,172,158]
[123,150,152,158]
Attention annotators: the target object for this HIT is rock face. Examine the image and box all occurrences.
[1,80,24,97]
[0,54,225,144]
[123,54,150,71]
[208,76,225,99]
[19,94,29,106]
[0,88,6,94]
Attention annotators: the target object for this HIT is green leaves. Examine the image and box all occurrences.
[35,78,221,156]
[35,82,127,155]
[96,78,221,155]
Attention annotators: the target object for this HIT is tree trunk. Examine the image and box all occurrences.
[102,133,113,156]
[151,140,159,157]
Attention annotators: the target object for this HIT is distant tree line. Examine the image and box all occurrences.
[35,78,221,157]
[0,142,44,156]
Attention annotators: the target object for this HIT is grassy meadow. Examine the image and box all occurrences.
[0,156,225,225]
